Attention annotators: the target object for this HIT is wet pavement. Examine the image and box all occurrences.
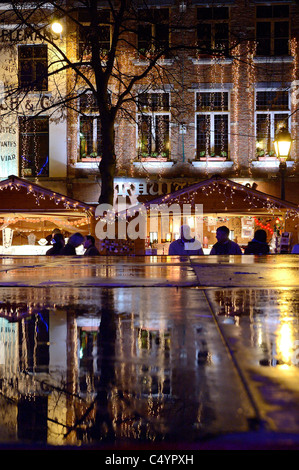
[1,254,299,450]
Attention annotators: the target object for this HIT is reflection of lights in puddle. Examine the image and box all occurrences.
[278,364,291,371]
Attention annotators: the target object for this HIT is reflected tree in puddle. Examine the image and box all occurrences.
[66,289,117,442]
[0,286,219,446]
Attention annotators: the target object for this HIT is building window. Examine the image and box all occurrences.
[197,7,229,55]
[255,90,290,157]
[78,9,111,60]
[137,8,169,57]
[137,92,170,158]
[79,94,102,159]
[256,5,289,56]
[19,116,49,177]
[18,45,48,90]
[196,91,229,158]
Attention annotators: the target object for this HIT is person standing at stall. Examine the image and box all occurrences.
[244,229,270,255]
[210,226,242,255]
[46,232,65,255]
[83,235,100,256]
[60,232,84,255]
[168,225,204,255]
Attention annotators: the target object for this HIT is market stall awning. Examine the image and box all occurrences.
[0,175,97,239]
[143,175,299,215]
[0,175,95,215]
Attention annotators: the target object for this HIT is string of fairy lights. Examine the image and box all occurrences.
[156,179,299,215]
[291,37,298,171]
[0,215,89,231]
[110,178,299,240]
[0,178,94,229]
[61,33,299,186]
[127,40,297,182]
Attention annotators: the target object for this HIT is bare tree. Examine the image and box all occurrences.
[0,0,249,205]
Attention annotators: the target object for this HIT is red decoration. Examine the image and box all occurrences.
[253,217,274,235]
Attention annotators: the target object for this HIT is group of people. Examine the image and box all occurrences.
[168,225,270,256]
[46,225,272,257]
[46,229,100,256]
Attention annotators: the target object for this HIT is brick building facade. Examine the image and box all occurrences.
[0,0,299,252]
[65,0,299,208]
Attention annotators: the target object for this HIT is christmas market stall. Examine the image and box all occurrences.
[139,175,299,254]
[0,175,95,255]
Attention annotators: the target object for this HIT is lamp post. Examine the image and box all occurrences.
[273,127,292,200]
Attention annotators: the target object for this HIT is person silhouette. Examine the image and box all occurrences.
[168,225,203,255]
[244,229,270,255]
[60,232,84,255]
[210,226,242,255]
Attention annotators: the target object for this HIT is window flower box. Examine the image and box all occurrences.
[138,151,169,162]
[199,156,227,161]
[81,157,101,162]
[257,156,277,161]
[141,157,168,162]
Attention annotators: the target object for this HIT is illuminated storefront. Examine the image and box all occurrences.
[0,175,95,255]
[140,176,299,255]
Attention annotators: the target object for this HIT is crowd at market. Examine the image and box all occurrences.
[46,224,299,257]
[46,229,100,256]
[168,224,299,256]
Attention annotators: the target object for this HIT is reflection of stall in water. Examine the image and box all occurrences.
[0,175,96,255]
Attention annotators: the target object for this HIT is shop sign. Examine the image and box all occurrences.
[0,27,57,43]
[114,179,187,206]
[0,98,18,178]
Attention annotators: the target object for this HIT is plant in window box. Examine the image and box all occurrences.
[199,151,227,161]
[138,48,152,60]
[138,48,146,56]
[140,151,168,162]
[256,149,277,161]
[100,49,109,62]
[81,152,101,162]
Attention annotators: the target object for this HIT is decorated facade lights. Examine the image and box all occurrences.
[113,178,299,229]
[144,178,299,215]
[0,215,90,228]
[0,177,94,214]
[290,37,298,172]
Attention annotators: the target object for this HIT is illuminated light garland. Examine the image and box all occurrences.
[291,37,298,172]
[142,178,299,217]
[232,43,241,171]
[246,41,256,176]
[0,177,94,222]
[0,215,90,228]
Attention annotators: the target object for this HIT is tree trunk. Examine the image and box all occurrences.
[98,118,116,206]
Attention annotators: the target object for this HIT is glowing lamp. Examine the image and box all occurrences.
[273,127,292,161]
[51,21,63,35]
[274,127,292,200]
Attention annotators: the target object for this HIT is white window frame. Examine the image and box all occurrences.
[255,88,290,156]
[195,90,230,158]
[196,6,230,54]
[136,91,171,158]
[78,93,102,160]
[78,9,112,60]
[255,5,290,57]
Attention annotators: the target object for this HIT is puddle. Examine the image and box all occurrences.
[0,285,250,448]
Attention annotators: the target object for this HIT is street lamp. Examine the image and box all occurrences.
[51,20,63,35]
[273,127,292,200]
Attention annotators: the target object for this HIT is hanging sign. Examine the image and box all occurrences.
[0,120,18,177]
[0,77,18,177]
